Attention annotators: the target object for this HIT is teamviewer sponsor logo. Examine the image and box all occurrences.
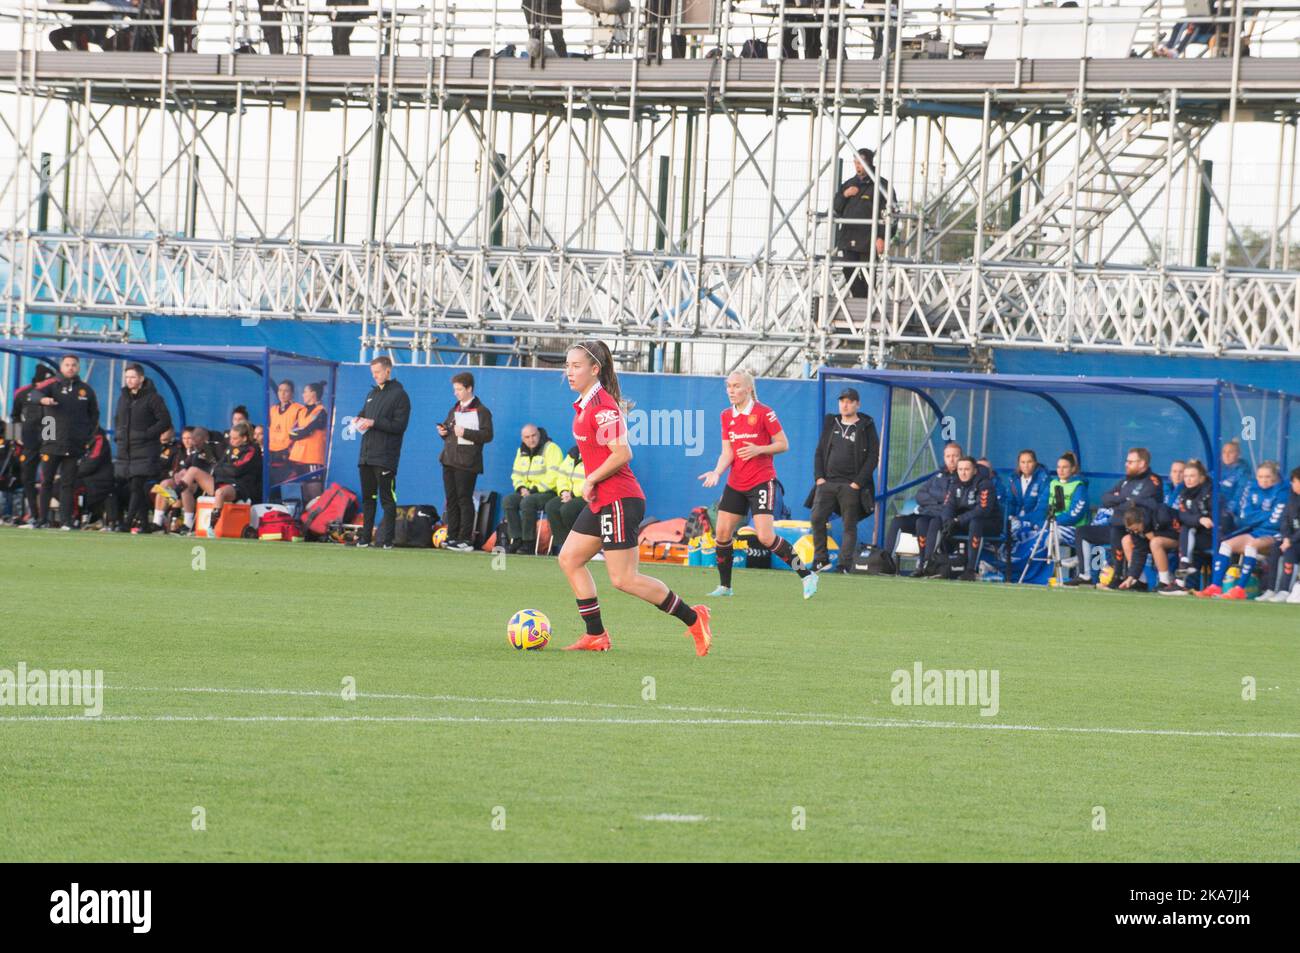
[890,660,1000,717]
[49,884,151,934]
[0,663,104,717]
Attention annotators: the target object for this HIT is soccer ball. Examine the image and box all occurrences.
[507,610,551,650]
[432,525,447,548]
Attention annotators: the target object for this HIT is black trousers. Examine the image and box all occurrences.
[953,515,999,571]
[781,0,839,59]
[38,454,78,526]
[125,474,155,529]
[1178,524,1212,566]
[840,248,871,298]
[544,495,586,553]
[21,453,41,521]
[327,0,366,55]
[810,481,861,565]
[522,0,566,57]
[359,463,398,546]
[443,466,478,544]
[1077,523,1124,576]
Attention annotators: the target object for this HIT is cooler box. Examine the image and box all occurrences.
[196,499,252,539]
[769,519,839,571]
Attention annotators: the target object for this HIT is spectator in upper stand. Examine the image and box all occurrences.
[437,372,494,553]
[928,456,1001,581]
[12,364,56,525]
[327,0,367,55]
[807,386,880,574]
[1199,461,1288,600]
[782,0,841,60]
[1066,447,1163,588]
[1160,458,1221,595]
[503,424,563,555]
[1155,2,1218,58]
[833,147,898,298]
[1257,467,1300,603]
[1008,449,1051,536]
[75,426,116,530]
[288,381,329,476]
[522,0,566,65]
[1218,439,1252,520]
[545,445,587,555]
[113,363,173,533]
[30,355,100,531]
[1164,459,1186,509]
[878,440,962,575]
[268,380,305,472]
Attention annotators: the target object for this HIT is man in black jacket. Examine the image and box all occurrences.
[35,355,100,529]
[833,148,898,298]
[931,456,1003,581]
[114,364,173,532]
[12,364,56,524]
[437,371,493,552]
[354,356,411,549]
[878,441,962,574]
[75,426,116,529]
[806,387,879,572]
[1066,447,1164,587]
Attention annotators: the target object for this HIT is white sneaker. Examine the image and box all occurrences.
[1258,590,1285,603]
[1287,585,1300,604]
[802,572,819,600]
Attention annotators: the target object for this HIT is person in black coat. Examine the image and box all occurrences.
[354,356,412,548]
[75,426,117,528]
[878,441,962,574]
[929,456,1003,580]
[12,364,56,524]
[805,387,879,572]
[34,354,100,529]
[833,147,898,298]
[113,364,173,531]
[1065,447,1163,587]
[174,422,262,534]
[436,371,494,551]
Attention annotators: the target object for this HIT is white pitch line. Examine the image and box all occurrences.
[640,814,708,822]
[0,712,1297,739]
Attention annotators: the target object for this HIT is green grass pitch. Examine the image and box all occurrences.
[1,527,1296,862]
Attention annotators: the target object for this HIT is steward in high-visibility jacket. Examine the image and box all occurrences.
[503,426,564,554]
[289,397,329,468]
[510,427,564,494]
[544,445,588,553]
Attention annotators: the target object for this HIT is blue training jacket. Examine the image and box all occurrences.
[1008,464,1052,526]
[1219,459,1253,514]
[1233,480,1288,535]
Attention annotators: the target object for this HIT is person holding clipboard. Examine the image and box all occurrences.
[437,372,494,552]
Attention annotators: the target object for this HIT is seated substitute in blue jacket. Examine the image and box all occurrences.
[921,455,1001,581]
[1257,467,1300,601]
[1218,440,1252,521]
[1008,449,1051,537]
[1066,447,1163,587]
[1163,459,1185,510]
[1201,461,1289,599]
[879,440,961,575]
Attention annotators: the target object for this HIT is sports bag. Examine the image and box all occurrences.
[257,509,303,542]
[302,483,359,539]
[395,504,440,548]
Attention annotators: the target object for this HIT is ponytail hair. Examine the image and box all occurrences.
[569,339,631,411]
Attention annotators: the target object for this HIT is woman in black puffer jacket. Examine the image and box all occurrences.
[114,364,173,531]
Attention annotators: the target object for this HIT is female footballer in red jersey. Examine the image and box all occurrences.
[699,370,818,600]
[557,340,713,655]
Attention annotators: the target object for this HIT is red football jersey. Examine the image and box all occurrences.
[722,400,782,491]
[572,383,645,511]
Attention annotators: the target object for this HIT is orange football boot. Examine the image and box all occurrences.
[562,632,612,651]
[1195,584,1222,598]
[1218,586,1248,600]
[685,605,712,657]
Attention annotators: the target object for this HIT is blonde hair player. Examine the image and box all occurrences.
[556,340,713,655]
[699,370,818,599]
